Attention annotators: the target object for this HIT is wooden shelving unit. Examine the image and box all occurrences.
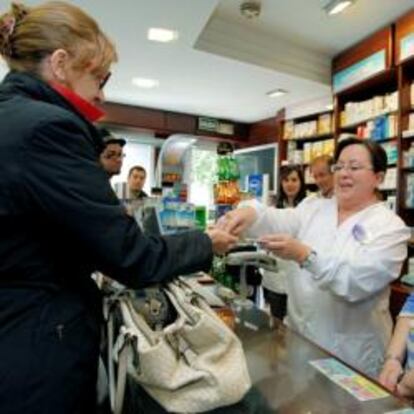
[397,55,414,225]
[340,110,398,131]
[396,10,414,228]
[329,18,414,317]
[334,79,399,208]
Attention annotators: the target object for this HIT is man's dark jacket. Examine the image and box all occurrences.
[0,71,213,414]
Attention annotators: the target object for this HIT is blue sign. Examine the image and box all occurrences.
[333,50,386,93]
[401,33,414,62]
[247,174,264,197]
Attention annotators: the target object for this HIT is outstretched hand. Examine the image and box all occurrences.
[206,228,238,255]
[259,234,311,264]
[215,207,257,237]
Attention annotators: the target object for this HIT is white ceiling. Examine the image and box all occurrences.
[0,0,413,123]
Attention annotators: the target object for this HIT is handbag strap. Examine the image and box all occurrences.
[113,337,129,414]
[106,297,133,414]
[106,300,117,413]
[166,280,204,325]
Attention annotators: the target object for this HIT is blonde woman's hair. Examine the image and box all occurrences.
[0,1,117,76]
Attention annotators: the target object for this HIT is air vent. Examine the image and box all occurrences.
[240,1,261,19]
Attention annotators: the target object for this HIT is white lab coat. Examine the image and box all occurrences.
[262,259,290,294]
[244,196,410,377]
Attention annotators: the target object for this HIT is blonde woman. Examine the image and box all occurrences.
[0,2,236,412]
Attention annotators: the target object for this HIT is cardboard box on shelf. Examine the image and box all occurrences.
[284,121,294,140]
[312,141,324,159]
[323,139,335,156]
[303,143,312,164]
[317,113,333,135]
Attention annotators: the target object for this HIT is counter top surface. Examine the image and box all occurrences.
[231,307,412,414]
[123,306,412,413]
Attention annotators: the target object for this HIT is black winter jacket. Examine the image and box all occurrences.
[0,71,213,414]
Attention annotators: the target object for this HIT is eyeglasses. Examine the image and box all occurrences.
[331,163,374,173]
[102,151,125,160]
[99,72,111,90]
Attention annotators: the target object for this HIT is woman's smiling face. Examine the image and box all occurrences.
[334,144,383,208]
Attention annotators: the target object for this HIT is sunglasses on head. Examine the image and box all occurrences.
[99,72,111,90]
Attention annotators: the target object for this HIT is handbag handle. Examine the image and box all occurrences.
[107,302,117,413]
[106,298,131,414]
[113,336,129,414]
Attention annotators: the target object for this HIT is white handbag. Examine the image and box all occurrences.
[105,277,251,413]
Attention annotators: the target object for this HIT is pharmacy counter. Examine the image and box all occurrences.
[123,308,412,413]
[233,308,412,413]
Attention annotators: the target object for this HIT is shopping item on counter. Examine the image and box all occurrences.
[104,277,251,414]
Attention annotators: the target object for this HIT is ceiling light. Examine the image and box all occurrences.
[326,104,334,110]
[329,1,351,14]
[267,89,287,98]
[323,0,355,15]
[132,78,159,89]
[148,28,178,43]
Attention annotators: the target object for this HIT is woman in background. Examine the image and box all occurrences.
[264,165,307,323]
[275,164,307,208]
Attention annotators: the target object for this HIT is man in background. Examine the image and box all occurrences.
[99,128,126,178]
[310,155,334,198]
[128,166,148,199]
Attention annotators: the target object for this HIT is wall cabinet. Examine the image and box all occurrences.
[330,16,414,316]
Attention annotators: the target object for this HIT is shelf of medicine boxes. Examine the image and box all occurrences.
[334,67,398,135]
[281,111,334,166]
[339,110,398,132]
[402,130,414,139]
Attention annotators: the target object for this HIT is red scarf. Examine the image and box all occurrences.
[49,81,104,122]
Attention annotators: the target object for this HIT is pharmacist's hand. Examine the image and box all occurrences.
[206,229,238,255]
[379,359,403,392]
[396,367,414,398]
[259,234,310,263]
[216,207,257,236]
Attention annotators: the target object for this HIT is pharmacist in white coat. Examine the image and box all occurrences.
[218,137,409,377]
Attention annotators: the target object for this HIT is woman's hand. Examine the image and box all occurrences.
[216,207,257,237]
[378,358,403,392]
[259,234,311,263]
[206,228,238,255]
[396,367,414,398]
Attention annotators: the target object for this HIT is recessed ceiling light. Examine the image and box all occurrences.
[267,89,288,98]
[148,28,178,43]
[132,77,160,89]
[323,0,355,16]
